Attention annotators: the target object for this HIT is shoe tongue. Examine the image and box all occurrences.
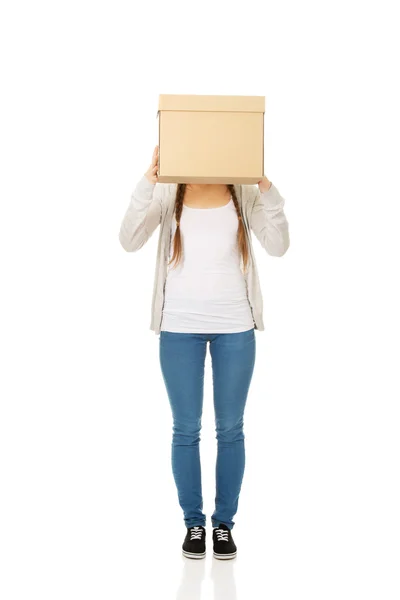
[218,524,230,530]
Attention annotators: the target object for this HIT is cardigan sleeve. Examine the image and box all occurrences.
[119,175,163,252]
[249,183,290,257]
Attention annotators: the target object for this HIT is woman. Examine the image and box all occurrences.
[119,145,290,560]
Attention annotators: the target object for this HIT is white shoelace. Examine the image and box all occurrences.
[190,527,204,540]
[214,528,229,542]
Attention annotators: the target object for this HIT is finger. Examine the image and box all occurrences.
[151,146,159,165]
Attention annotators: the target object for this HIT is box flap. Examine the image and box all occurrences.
[158,94,265,114]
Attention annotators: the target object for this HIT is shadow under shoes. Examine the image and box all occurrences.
[182,526,206,559]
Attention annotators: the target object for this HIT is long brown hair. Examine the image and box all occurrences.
[168,184,250,274]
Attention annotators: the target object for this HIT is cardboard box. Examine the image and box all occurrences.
[157,94,265,184]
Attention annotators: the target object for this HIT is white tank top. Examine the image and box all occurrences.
[160,196,255,333]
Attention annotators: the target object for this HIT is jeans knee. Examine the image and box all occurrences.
[172,420,201,446]
[215,419,244,443]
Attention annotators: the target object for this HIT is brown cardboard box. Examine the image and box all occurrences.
[157,94,265,184]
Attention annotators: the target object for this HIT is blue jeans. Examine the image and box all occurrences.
[159,327,256,530]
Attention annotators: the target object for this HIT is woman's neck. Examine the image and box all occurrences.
[186,183,228,195]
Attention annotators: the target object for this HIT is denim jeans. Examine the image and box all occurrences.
[159,327,256,530]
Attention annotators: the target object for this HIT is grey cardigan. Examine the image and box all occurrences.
[119,175,290,335]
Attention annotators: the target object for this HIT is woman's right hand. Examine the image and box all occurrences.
[145,145,159,184]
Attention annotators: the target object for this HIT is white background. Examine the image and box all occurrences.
[1,1,399,599]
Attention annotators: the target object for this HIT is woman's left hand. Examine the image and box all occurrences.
[258,176,272,193]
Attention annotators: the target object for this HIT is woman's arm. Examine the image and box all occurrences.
[249,180,290,257]
[118,175,162,252]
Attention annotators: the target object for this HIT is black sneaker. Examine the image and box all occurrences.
[182,526,206,559]
[213,523,237,560]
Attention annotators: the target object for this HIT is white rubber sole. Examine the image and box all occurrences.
[182,550,206,559]
[213,551,237,560]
